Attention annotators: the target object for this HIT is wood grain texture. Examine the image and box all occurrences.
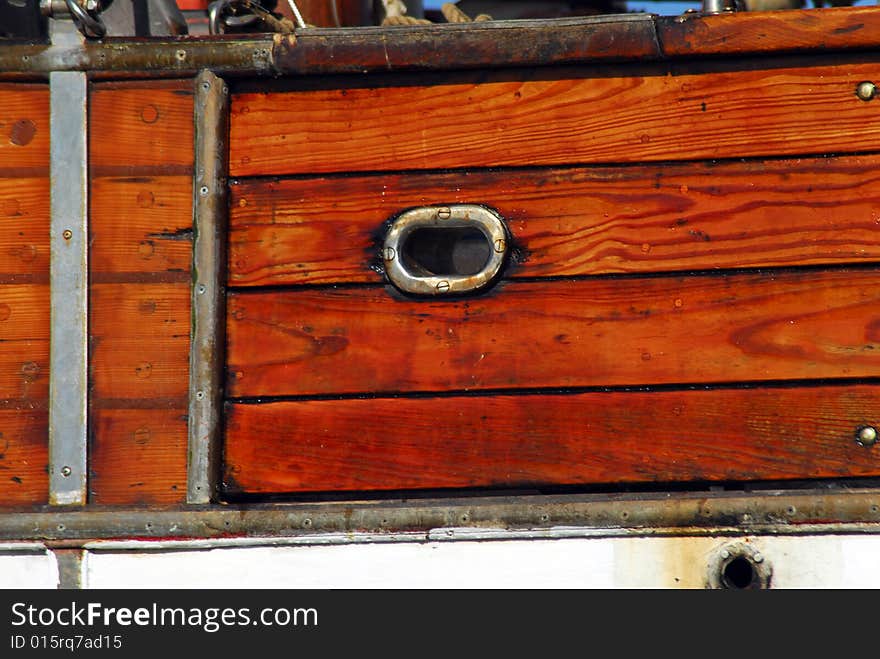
[228,269,880,397]
[90,176,192,279]
[229,155,880,286]
[90,284,190,402]
[230,61,880,177]
[0,408,48,505]
[90,408,187,504]
[90,80,194,174]
[224,385,880,494]
[0,177,49,279]
[0,85,49,174]
[0,285,48,401]
[657,7,880,58]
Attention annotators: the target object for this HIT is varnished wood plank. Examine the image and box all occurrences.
[91,284,190,401]
[90,176,192,278]
[0,345,48,402]
[658,7,880,58]
[0,409,48,505]
[225,385,880,494]
[0,285,48,401]
[230,156,880,286]
[0,85,49,173]
[228,269,880,397]
[90,80,194,173]
[0,177,49,278]
[90,408,187,504]
[230,61,880,177]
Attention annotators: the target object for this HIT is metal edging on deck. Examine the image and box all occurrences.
[187,69,230,504]
[1,488,880,542]
[48,65,89,507]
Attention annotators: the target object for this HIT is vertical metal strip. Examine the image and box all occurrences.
[49,70,89,506]
[187,70,229,504]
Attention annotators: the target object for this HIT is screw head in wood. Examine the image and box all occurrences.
[856,81,876,102]
[62,229,72,240]
[436,280,450,293]
[856,425,877,447]
[436,207,451,220]
[60,466,72,477]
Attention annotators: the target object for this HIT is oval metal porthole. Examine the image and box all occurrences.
[382,205,509,296]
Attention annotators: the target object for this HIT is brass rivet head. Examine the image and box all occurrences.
[62,229,72,240]
[856,425,877,447]
[856,81,876,102]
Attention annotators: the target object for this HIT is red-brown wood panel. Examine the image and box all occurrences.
[229,155,880,286]
[89,79,193,504]
[0,408,48,504]
[0,85,49,175]
[227,269,880,397]
[224,385,880,494]
[658,7,880,58]
[90,284,190,403]
[0,87,49,506]
[91,176,192,279]
[0,177,49,280]
[230,61,880,177]
[90,408,187,505]
[0,287,46,504]
[90,80,194,175]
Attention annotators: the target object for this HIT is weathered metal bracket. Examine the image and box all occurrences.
[48,64,89,506]
[187,69,230,504]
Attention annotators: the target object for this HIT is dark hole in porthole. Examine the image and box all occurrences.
[400,227,492,277]
[721,556,757,589]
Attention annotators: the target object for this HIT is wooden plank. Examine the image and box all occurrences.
[0,285,48,401]
[228,269,880,397]
[90,80,194,174]
[230,61,880,177]
[224,385,880,494]
[91,284,190,402]
[90,408,187,504]
[0,85,49,174]
[0,408,48,505]
[657,7,880,59]
[90,176,192,279]
[0,177,49,279]
[229,155,880,286]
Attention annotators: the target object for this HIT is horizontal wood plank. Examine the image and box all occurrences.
[230,61,880,176]
[90,176,192,279]
[657,7,880,58]
[0,285,48,401]
[0,85,49,174]
[228,269,880,397]
[90,408,187,504]
[0,408,47,505]
[91,284,190,402]
[229,155,880,286]
[224,385,880,494]
[0,177,49,279]
[90,80,194,174]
